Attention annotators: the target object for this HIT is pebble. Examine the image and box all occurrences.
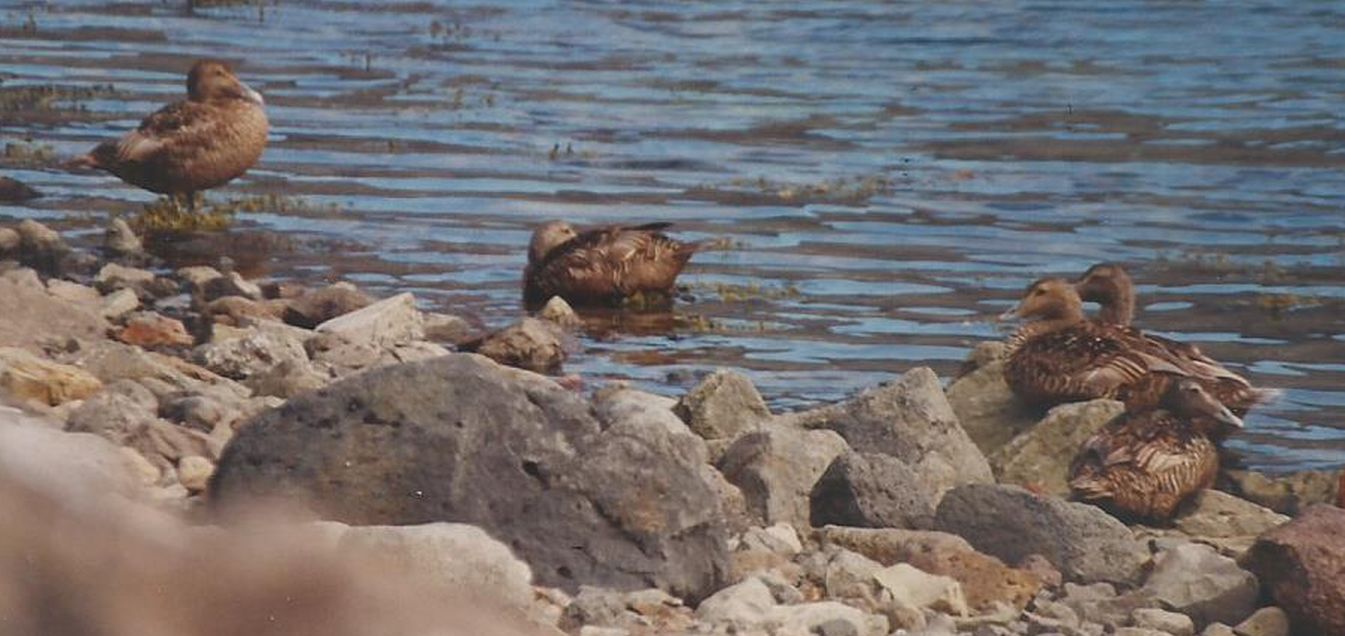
[177,455,214,492]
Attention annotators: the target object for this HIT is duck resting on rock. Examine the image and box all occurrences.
[1002,277,1273,415]
[1069,378,1243,522]
[522,220,701,308]
[69,60,268,211]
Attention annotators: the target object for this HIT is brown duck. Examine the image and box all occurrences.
[1069,378,1243,521]
[523,220,700,307]
[1002,277,1272,414]
[70,60,268,209]
[1072,263,1272,408]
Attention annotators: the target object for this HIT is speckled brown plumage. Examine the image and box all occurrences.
[72,60,268,204]
[1069,379,1243,522]
[1070,264,1272,415]
[522,220,700,307]
[1004,277,1273,414]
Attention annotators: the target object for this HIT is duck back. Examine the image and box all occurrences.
[523,224,697,307]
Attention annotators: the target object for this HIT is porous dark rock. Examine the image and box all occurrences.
[934,484,1149,585]
[1243,505,1345,636]
[809,451,938,530]
[210,353,729,601]
[717,425,849,529]
[674,369,773,443]
[793,367,992,499]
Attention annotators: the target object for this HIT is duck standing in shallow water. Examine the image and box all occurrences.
[1002,277,1272,414]
[69,60,268,210]
[523,221,701,307]
[1072,263,1272,414]
[1069,379,1243,522]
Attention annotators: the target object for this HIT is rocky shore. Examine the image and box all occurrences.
[0,218,1342,636]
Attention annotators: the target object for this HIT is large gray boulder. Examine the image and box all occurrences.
[945,342,1040,456]
[809,452,938,530]
[934,484,1149,585]
[1141,542,1258,628]
[792,367,992,498]
[210,353,729,601]
[990,398,1125,495]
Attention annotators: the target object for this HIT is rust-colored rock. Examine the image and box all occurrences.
[1243,505,1345,636]
[118,313,194,348]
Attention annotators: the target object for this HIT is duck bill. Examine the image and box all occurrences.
[997,303,1022,322]
[239,81,265,106]
[1212,405,1244,429]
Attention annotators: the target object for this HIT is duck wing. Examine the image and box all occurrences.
[91,101,217,167]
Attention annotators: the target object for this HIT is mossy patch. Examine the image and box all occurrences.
[128,193,339,234]
[0,84,117,113]
[691,281,803,303]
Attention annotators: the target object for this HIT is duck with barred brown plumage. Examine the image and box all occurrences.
[522,220,702,308]
[1069,378,1243,522]
[1002,277,1274,415]
[69,60,268,210]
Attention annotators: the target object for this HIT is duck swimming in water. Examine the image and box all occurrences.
[1002,277,1272,414]
[1069,378,1243,522]
[523,220,701,308]
[69,60,268,210]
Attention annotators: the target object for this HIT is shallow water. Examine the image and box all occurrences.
[2,0,1344,471]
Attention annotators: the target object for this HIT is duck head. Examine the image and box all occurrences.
[1167,378,1244,430]
[188,60,264,106]
[1074,263,1135,325]
[1002,277,1084,322]
[528,221,579,264]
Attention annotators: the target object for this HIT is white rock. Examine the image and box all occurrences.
[96,262,155,289]
[101,288,140,319]
[339,522,533,609]
[316,292,423,348]
[1233,606,1289,636]
[1141,542,1258,627]
[821,548,884,600]
[873,562,969,616]
[46,279,101,306]
[695,576,776,626]
[739,523,803,556]
[176,455,214,492]
[537,295,581,329]
[768,601,888,636]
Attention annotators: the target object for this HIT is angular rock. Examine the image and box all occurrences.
[206,295,287,325]
[305,332,449,378]
[934,484,1149,585]
[815,525,1041,612]
[1224,469,1342,515]
[176,265,223,292]
[718,425,849,528]
[674,369,772,442]
[1173,490,1288,556]
[423,311,472,343]
[1142,542,1257,628]
[15,219,69,273]
[95,262,156,294]
[0,177,40,202]
[468,317,568,374]
[0,347,103,406]
[46,279,100,306]
[768,602,888,636]
[315,292,423,348]
[244,358,329,399]
[1233,607,1289,636]
[810,451,938,530]
[0,277,108,349]
[945,342,1041,456]
[695,576,776,626]
[104,217,144,258]
[210,354,729,601]
[101,288,140,320]
[990,398,1125,495]
[66,391,217,473]
[73,340,249,402]
[1133,608,1196,636]
[202,271,263,302]
[194,328,309,381]
[738,523,804,557]
[873,563,969,616]
[177,455,214,492]
[537,295,581,329]
[798,367,992,498]
[339,523,534,610]
[118,313,194,348]
[1243,505,1345,636]
[283,282,372,328]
